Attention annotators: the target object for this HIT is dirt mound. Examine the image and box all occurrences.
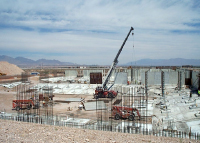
[0,61,24,75]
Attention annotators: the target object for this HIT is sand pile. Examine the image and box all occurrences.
[0,61,24,75]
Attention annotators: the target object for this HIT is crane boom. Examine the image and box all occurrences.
[102,27,134,90]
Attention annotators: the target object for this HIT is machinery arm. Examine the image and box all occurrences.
[102,27,134,90]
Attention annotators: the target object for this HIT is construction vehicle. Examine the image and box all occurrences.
[12,99,39,111]
[112,105,140,121]
[94,27,134,99]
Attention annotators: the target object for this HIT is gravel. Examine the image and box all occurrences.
[0,119,199,143]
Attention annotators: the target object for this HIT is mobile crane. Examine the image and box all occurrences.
[94,27,134,99]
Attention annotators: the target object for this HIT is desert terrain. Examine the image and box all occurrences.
[1,119,199,143]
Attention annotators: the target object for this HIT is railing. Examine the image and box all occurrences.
[0,114,199,141]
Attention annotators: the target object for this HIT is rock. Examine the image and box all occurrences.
[68,137,72,140]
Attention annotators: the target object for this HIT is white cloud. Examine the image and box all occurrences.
[1,0,199,31]
[0,0,200,64]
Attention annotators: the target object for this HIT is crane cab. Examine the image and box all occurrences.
[94,86,117,99]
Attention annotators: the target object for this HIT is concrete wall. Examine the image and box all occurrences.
[83,69,103,77]
[65,68,126,84]
[115,72,128,84]
[169,72,179,85]
[65,70,77,77]
[131,68,147,84]
[127,69,131,77]
[64,68,189,86]
[141,70,183,86]
[192,71,199,89]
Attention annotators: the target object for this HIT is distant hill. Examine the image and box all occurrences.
[126,58,200,66]
[0,55,76,66]
[1,55,199,67]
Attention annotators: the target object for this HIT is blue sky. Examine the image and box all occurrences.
[0,0,200,65]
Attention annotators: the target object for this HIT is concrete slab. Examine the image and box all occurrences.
[115,121,152,131]
[65,98,84,102]
[84,101,107,111]
[33,83,97,95]
[152,86,200,133]
[186,120,200,133]
[1,82,22,88]
[63,118,90,125]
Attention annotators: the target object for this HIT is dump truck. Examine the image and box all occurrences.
[112,105,140,121]
[12,99,39,111]
[94,27,134,99]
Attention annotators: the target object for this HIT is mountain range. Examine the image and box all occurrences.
[0,55,75,66]
[0,55,199,66]
[126,58,200,66]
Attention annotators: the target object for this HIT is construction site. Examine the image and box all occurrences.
[0,28,200,141]
[1,64,200,140]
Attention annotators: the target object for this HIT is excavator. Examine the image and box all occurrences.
[94,27,134,99]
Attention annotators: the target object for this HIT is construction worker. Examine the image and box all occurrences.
[43,100,45,106]
[198,88,200,96]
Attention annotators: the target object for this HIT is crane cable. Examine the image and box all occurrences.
[130,30,136,84]
[131,30,136,67]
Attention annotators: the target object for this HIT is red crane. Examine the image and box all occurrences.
[94,27,134,99]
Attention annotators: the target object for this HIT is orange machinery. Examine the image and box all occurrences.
[112,105,140,121]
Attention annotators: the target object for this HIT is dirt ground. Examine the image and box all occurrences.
[1,74,105,121]
[0,87,16,113]
[52,94,98,120]
[0,82,99,121]
[0,119,199,143]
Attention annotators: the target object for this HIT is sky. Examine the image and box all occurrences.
[0,0,200,65]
